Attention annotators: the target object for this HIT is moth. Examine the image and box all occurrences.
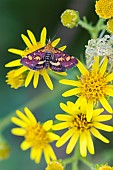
[20,40,78,72]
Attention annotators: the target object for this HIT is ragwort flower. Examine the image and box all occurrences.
[98,165,113,170]
[5,27,67,90]
[46,161,64,170]
[95,0,113,19]
[52,101,113,157]
[11,107,59,164]
[107,18,113,34]
[60,56,113,121]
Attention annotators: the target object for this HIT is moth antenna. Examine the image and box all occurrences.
[50,28,61,42]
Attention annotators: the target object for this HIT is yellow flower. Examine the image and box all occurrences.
[95,0,113,19]
[0,136,10,160]
[60,56,113,121]
[6,69,25,89]
[99,165,113,170]
[11,107,59,164]
[46,161,64,170]
[61,9,79,28]
[52,101,113,157]
[107,18,113,34]
[5,27,67,90]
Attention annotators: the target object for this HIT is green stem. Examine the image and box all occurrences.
[79,156,94,169]
[0,83,67,131]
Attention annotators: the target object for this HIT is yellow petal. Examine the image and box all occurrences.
[92,56,99,73]
[24,107,37,124]
[90,127,109,143]
[5,59,22,67]
[60,79,81,86]
[8,48,24,56]
[105,86,113,96]
[66,131,79,154]
[43,120,53,131]
[93,115,112,122]
[99,57,108,76]
[93,122,113,132]
[74,96,87,109]
[52,38,60,47]
[33,71,39,88]
[77,60,89,75]
[47,145,56,160]
[58,45,67,51]
[40,27,47,46]
[11,128,26,136]
[86,131,94,154]
[16,110,30,124]
[55,114,74,121]
[52,122,71,130]
[30,148,37,160]
[35,149,42,163]
[86,100,93,122]
[15,66,28,77]
[27,30,37,45]
[62,88,81,97]
[25,70,34,87]
[20,140,31,150]
[42,69,53,90]
[44,147,50,164]
[99,97,113,113]
[60,102,73,115]
[54,71,67,76]
[80,132,87,157]
[47,132,59,141]
[56,128,74,147]
[21,34,32,48]
[106,73,113,82]
[92,108,104,117]
[11,117,27,128]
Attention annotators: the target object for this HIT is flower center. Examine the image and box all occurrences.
[25,123,49,149]
[72,113,93,131]
[80,72,107,103]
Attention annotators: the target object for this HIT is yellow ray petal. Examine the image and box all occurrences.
[8,48,24,56]
[77,60,89,75]
[21,34,32,48]
[54,71,67,76]
[14,66,28,77]
[74,96,87,109]
[60,102,73,115]
[93,115,112,122]
[11,128,26,136]
[27,30,37,45]
[51,38,60,47]
[56,128,75,147]
[11,117,27,128]
[92,108,104,117]
[24,107,37,124]
[92,56,99,73]
[43,120,53,131]
[62,88,81,97]
[35,149,42,163]
[58,45,67,51]
[99,57,108,76]
[16,110,30,124]
[67,101,75,108]
[40,27,47,46]
[93,122,113,132]
[55,114,74,121]
[52,122,71,130]
[105,73,113,82]
[86,131,94,154]
[30,148,37,160]
[60,79,81,86]
[25,70,34,87]
[44,147,50,164]
[105,86,113,97]
[99,97,113,113]
[47,145,56,160]
[33,71,39,88]
[47,132,59,141]
[42,69,53,90]
[80,132,87,157]
[20,140,31,150]
[90,127,109,143]
[66,131,79,154]
[86,100,93,122]
[5,59,22,67]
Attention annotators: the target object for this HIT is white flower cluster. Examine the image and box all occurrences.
[85,35,113,68]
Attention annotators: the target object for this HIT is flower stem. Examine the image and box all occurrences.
[79,156,94,169]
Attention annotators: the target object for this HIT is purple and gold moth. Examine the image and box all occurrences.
[21,40,78,72]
